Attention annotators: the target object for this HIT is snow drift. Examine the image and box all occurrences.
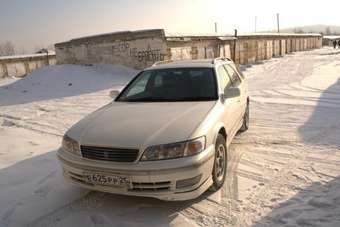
[0,64,138,106]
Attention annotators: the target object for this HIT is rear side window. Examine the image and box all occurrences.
[153,71,167,88]
[231,65,244,79]
[224,65,241,87]
[217,66,232,91]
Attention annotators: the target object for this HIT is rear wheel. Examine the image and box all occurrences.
[239,101,249,132]
[210,134,227,191]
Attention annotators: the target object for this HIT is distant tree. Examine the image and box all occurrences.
[33,45,44,53]
[18,47,26,55]
[325,27,331,35]
[47,43,55,51]
[0,41,15,56]
[34,44,55,54]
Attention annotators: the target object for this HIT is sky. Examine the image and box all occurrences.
[0,0,339,53]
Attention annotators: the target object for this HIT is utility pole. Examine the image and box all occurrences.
[277,13,280,33]
[255,16,257,33]
[215,22,218,33]
[233,29,238,63]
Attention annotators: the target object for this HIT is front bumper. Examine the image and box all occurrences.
[57,145,215,201]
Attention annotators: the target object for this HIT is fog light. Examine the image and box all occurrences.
[176,174,202,189]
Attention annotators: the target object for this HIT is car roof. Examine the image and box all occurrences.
[147,58,233,70]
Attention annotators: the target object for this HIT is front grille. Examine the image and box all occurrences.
[129,181,171,192]
[80,145,139,162]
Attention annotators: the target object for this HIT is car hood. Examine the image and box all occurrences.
[67,101,216,148]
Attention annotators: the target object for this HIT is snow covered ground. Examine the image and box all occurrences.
[0,48,339,227]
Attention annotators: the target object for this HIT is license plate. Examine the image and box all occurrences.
[85,172,129,187]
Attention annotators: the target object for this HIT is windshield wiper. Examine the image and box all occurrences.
[122,97,174,102]
[173,97,216,101]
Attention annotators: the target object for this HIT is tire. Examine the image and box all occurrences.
[210,134,227,191]
[239,101,249,132]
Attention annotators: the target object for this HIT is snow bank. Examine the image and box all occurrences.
[0,64,138,106]
[0,52,55,60]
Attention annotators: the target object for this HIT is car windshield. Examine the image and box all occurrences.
[116,67,218,102]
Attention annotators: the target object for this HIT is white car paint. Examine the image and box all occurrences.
[57,58,249,201]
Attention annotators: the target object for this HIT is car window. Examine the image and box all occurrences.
[224,65,241,87]
[117,68,218,102]
[123,71,151,97]
[154,74,163,87]
[217,66,232,91]
[231,64,244,79]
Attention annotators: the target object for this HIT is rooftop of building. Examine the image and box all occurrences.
[55,29,322,46]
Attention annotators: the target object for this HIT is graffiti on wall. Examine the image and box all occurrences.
[130,45,166,63]
[112,41,166,63]
[112,41,130,53]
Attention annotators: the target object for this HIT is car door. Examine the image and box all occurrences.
[224,64,246,125]
[216,65,240,139]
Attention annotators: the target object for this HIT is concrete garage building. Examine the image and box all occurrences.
[322,35,340,46]
[55,29,322,69]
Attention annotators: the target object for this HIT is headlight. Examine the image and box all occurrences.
[140,136,205,161]
[62,135,80,156]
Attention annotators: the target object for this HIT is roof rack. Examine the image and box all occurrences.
[152,59,174,66]
[212,57,231,64]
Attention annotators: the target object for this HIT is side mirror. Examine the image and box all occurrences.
[224,87,241,99]
[109,90,120,98]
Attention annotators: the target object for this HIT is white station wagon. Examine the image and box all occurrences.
[57,58,249,201]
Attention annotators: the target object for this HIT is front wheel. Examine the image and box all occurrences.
[239,101,249,132]
[210,134,227,191]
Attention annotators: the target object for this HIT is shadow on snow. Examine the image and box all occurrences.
[298,78,340,148]
[253,176,340,227]
[0,145,242,227]
[254,78,340,226]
